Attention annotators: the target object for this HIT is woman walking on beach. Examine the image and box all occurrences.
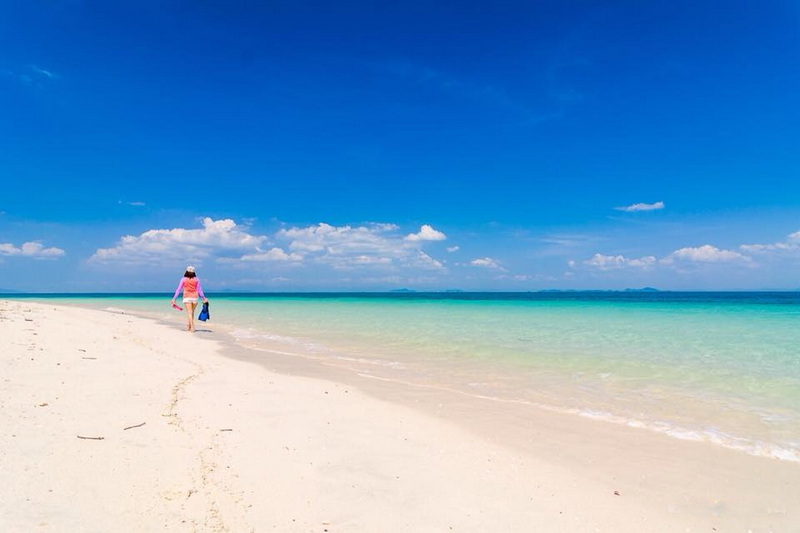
[171,266,208,332]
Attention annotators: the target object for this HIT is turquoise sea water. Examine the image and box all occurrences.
[9,292,800,462]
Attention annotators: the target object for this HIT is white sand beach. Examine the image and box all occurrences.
[1,299,798,532]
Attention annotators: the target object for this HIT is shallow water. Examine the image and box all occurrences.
[12,292,800,461]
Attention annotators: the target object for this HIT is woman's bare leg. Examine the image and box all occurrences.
[184,303,197,331]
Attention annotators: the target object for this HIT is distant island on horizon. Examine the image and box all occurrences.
[390,288,663,293]
[6,287,800,295]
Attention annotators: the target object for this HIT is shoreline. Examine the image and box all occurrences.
[19,290,800,466]
[218,320,800,528]
[2,299,798,531]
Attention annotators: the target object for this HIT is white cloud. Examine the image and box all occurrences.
[470,257,505,271]
[584,253,628,270]
[240,247,303,262]
[740,242,794,253]
[627,256,657,268]
[352,255,393,265]
[583,253,657,270]
[90,217,267,265]
[279,223,399,256]
[740,230,800,254]
[615,201,665,212]
[409,251,445,270]
[0,241,65,259]
[447,246,460,253]
[664,245,748,264]
[578,228,800,280]
[405,224,446,242]
[582,245,746,273]
[3,65,59,87]
[277,222,446,270]
[91,219,451,275]
[30,65,57,79]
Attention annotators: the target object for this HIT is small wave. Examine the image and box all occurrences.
[331,355,405,369]
[231,328,305,344]
[576,409,800,463]
[230,328,330,353]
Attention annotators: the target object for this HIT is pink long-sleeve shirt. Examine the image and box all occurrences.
[173,277,205,300]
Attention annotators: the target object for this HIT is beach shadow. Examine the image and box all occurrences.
[174,326,213,334]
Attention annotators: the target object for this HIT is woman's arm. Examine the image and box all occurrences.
[172,278,185,300]
[197,279,207,301]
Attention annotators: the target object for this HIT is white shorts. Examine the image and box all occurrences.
[183,298,198,304]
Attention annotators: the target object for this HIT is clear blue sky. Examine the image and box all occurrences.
[2,0,799,292]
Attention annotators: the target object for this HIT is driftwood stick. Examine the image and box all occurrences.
[123,422,146,431]
[77,435,104,440]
